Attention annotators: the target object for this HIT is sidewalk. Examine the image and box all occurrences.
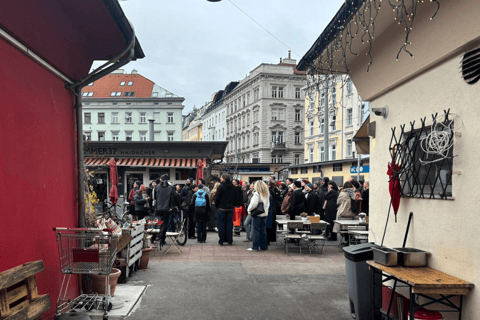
[125,231,351,320]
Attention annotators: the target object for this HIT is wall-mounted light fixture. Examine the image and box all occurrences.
[372,105,388,119]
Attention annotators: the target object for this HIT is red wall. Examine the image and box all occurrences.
[0,37,79,318]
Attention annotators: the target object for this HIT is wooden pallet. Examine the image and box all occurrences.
[0,261,50,320]
[117,224,144,282]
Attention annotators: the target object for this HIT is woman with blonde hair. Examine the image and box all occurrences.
[247,180,270,251]
[207,182,221,231]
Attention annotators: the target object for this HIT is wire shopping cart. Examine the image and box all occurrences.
[53,227,119,320]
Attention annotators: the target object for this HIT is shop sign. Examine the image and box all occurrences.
[84,147,157,157]
[350,165,370,173]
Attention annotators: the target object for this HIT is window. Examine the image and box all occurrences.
[301,167,308,174]
[272,109,277,120]
[88,92,94,97]
[242,137,245,149]
[278,109,285,120]
[319,118,325,134]
[84,113,91,124]
[247,93,250,104]
[234,101,237,112]
[347,109,353,126]
[231,105,234,114]
[331,145,337,160]
[272,86,277,98]
[295,154,300,165]
[126,131,133,141]
[254,88,259,101]
[242,115,246,127]
[111,91,121,97]
[320,146,325,161]
[120,81,125,86]
[140,112,146,123]
[347,78,353,94]
[295,88,301,99]
[313,166,319,173]
[98,132,105,141]
[309,121,314,136]
[333,163,343,172]
[278,87,284,98]
[167,112,174,123]
[243,95,246,107]
[98,113,105,124]
[112,112,119,124]
[82,92,88,97]
[309,148,314,163]
[112,132,119,141]
[278,155,283,163]
[87,82,94,87]
[168,133,174,141]
[127,81,133,86]
[291,168,298,174]
[347,140,353,156]
[140,131,147,141]
[321,92,326,107]
[272,131,284,143]
[295,109,301,121]
[271,155,277,164]
[295,132,301,144]
[330,116,336,131]
[85,132,91,140]
[125,112,132,123]
[247,113,250,124]
[331,87,337,106]
[124,92,135,97]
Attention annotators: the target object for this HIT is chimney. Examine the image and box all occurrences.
[280,57,283,63]
[288,50,291,59]
[149,119,155,141]
[131,69,138,74]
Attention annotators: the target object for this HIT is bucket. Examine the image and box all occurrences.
[408,308,443,320]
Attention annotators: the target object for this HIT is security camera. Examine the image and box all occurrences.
[371,106,388,119]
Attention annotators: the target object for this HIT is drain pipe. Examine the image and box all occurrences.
[149,119,155,141]
[71,48,135,227]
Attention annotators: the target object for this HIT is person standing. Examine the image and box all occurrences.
[243,183,255,242]
[128,180,141,219]
[155,174,179,246]
[185,184,197,239]
[247,180,270,251]
[232,179,243,237]
[214,174,238,246]
[361,180,369,216]
[134,185,149,220]
[304,183,319,216]
[286,178,294,188]
[281,186,293,214]
[199,178,210,195]
[287,181,305,221]
[180,178,193,202]
[323,181,339,241]
[191,184,210,243]
[208,182,220,231]
[317,177,329,220]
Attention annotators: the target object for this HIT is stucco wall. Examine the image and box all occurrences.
[369,55,480,319]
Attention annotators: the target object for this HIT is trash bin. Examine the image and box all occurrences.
[343,243,382,320]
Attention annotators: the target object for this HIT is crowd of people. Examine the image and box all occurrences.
[126,173,370,250]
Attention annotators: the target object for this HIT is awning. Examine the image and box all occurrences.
[84,158,205,168]
[353,115,370,155]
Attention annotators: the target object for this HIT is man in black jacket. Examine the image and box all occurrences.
[155,174,180,245]
[214,173,238,245]
[287,181,305,220]
[305,183,319,216]
[316,177,329,220]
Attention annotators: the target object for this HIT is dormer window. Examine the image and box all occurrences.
[120,81,125,86]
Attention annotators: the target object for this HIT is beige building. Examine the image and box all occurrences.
[298,0,480,318]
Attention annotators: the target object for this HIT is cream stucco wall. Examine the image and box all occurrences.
[369,55,480,319]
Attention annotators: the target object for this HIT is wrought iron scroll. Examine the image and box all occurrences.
[388,109,458,200]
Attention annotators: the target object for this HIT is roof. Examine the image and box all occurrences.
[288,157,370,169]
[82,73,154,98]
[297,0,362,71]
[0,0,145,81]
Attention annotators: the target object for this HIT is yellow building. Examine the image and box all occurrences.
[182,119,203,141]
[289,75,369,185]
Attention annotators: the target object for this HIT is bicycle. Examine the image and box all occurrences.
[159,208,187,246]
[103,201,130,228]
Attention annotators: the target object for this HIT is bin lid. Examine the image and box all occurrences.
[343,242,379,261]
[408,308,443,319]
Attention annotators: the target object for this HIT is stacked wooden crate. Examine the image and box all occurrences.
[115,223,145,282]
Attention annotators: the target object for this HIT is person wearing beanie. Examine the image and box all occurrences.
[287,180,306,225]
[134,185,149,220]
[304,183,319,216]
[199,178,210,195]
[190,184,210,243]
[317,177,330,220]
[180,178,193,202]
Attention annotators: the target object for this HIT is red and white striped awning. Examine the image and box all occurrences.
[84,158,205,168]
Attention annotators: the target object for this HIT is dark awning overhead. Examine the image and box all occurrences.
[0,0,145,81]
[353,116,370,155]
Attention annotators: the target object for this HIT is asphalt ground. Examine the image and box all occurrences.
[125,230,351,320]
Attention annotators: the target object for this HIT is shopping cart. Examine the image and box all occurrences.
[53,227,119,320]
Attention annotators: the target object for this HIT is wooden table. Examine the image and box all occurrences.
[367,260,473,319]
[277,219,329,225]
[349,230,369,236]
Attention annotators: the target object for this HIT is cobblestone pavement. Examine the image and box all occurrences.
[126,231,351,320]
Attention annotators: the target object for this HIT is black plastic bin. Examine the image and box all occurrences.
[343,243,382,320]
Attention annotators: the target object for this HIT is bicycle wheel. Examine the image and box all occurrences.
[175,215,187,246]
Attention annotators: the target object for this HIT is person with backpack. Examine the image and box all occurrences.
[155,174,180,246]
[190,184,210,243]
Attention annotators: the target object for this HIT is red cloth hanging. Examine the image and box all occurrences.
[109,158,119,204]
[387,162,402,221]
[196,160,204,185]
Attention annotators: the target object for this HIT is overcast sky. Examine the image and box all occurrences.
[114,0,345,113]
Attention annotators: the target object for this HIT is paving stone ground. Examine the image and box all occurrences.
[126,231,351,320]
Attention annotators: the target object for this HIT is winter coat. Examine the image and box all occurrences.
[305,190,319,216]
[185,189,195,215]
[337,188,357,218]
[323,190,339,225]
[361,189,369,216]
[288,189,305,217]
[128,187,138,205]
[214,180,238,211]
[191,190,211,222]
[317,184,329,214]
[155,182,179,211]
[247,191,269,218]
[134,193,147,212]
[233,186,243,207]
[281,189,293,213]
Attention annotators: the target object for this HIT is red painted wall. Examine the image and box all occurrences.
[0,37,79,318]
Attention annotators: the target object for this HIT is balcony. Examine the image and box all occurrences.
[271,141,287,151]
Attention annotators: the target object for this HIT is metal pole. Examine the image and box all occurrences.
[323,77,329,161]
[234,127,238,164]
[75,87,86,228]
[357,155,361,181]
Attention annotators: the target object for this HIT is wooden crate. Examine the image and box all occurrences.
[117,223,144,282]
[0,261,50,320]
